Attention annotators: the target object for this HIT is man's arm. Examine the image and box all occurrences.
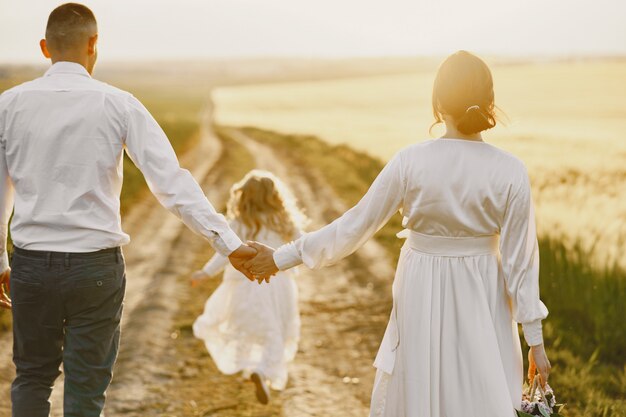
[122,94,256,275]
[0,148,13,273]
[0,93,13,273]
[0,113,14,308]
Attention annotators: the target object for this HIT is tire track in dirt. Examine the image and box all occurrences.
[225,128,396,417]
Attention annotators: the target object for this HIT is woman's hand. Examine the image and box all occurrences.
[0,268,11,310]
[190,270,209,288]
[244,241,278,284]
[528,343,551,388]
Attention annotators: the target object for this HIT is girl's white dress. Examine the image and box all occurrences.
[273,139,549,417]
[192,222,300,390]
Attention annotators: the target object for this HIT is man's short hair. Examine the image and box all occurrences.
[45,3,97,51]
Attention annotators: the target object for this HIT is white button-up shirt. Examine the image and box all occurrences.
[0,62,242,271]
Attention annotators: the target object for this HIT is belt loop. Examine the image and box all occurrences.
[64,253,70,268]
[115,249,120,264]
[46,252,51,268]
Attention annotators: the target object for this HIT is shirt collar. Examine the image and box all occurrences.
[44,61,92,78]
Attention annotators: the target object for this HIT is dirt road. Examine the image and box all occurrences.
[0,117,396,416]
[226,128,396,416]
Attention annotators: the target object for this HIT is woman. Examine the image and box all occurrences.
[248,50,551,417]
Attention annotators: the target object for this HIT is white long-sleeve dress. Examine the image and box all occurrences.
[274,138,549,417]
[192,222,300,390]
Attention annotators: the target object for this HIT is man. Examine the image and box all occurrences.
[0,3,256,416]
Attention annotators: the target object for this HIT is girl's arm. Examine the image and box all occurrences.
[201,253,231,277]
[190,253,230,285]
[192,220,243,283]
[272,151,406,271]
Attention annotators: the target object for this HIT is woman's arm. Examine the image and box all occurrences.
[499,167,551,386]
[247,152,406,278]
[499,168,549,344]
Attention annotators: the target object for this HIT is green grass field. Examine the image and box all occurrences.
[235,126,626,417]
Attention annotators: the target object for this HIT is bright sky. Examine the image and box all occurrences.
[1,0,625,63]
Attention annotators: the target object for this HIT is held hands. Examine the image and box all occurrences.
[244,241,279,284]
[226,242,279,284]
[228,244,258,281]
[0,268,11,310]
[528,343,551,388]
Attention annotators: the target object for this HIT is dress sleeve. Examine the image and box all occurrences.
[274,152,405,270]
[499,168,549,346]
[201,253,230,277]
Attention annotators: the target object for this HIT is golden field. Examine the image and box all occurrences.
[213,60,626,270]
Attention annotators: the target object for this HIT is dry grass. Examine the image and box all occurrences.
[213,60,626,271]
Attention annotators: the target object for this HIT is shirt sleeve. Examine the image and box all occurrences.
[274,241,302,270]
[274,152,405,270]
[499,167,549,346]
[200,220,245,276]
[123,95,241,256]
[0,96,15,273]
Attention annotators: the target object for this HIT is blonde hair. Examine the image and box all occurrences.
[226,170,308,241]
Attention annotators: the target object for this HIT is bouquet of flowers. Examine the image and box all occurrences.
[516,376,566,417]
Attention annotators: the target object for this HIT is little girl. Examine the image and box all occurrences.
[191,170,306,404]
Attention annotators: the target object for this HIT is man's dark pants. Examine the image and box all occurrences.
[10,246,126,417]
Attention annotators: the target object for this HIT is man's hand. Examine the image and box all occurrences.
[228,244,258,281]
[244,241,279,284]
[528,343,551,388]
[0,268,11,310]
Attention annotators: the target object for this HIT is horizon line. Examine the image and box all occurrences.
[2,52,626,67]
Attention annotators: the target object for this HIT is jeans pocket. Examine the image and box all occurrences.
[74,274,118,290]
[10,277,44,305]
[71,269,124,308]
[10,253,44,276]
[10,257,46,304]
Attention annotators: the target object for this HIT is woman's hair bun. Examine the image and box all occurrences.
[456,105,495,135]
[430,51,499,135]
